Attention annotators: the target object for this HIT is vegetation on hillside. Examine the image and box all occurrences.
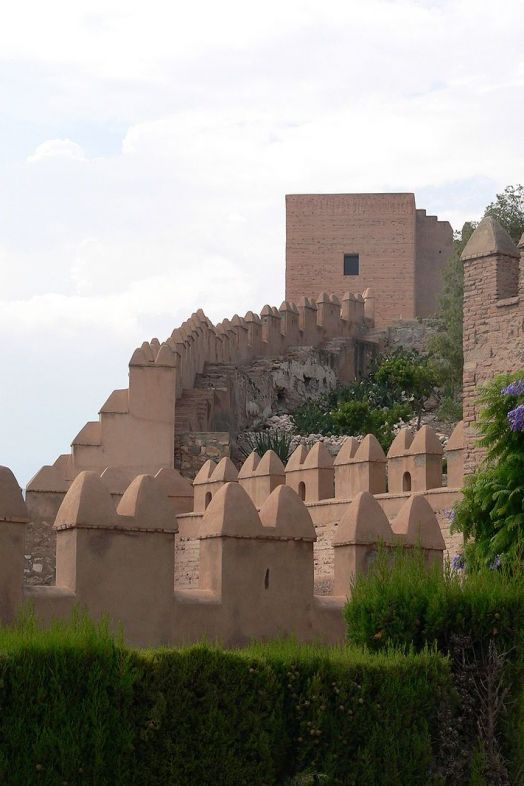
[484,183,524,244]
[291,348,438,451]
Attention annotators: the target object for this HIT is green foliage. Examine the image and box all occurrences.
[331,400,411,452]
[134,645,285,786]
[371,350,438,418]
[483,184,524,244]
[453,370,524,568]
[291,390,337,436]
[244,640,449,786]
[427,222,476,414]
[239,429,293,464]
[344,548,524,785]
[0,612,451,786]
[0,609,137,786]
[291,349,436,450]
[344,548,524,657]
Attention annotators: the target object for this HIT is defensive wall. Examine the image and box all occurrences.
[285,193,452,328]
[461,217,524,471]
[1,421,462,648]
[24,288,378,583]
[27,289,374,487]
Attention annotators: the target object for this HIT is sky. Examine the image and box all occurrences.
[1,0,523,486]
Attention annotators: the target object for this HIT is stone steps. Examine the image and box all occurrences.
[175,388,215,434]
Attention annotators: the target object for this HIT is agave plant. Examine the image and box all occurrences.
[238,429,293,464]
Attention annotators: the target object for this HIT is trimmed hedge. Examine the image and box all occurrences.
[344,549,524,785]
[0,614,451,786]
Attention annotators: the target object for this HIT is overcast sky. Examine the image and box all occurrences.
[1,0,523,486]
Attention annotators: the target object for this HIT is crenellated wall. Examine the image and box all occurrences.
[27,290,373,489]
[177,422,463,593]
[1,447,449,647]
[461,218,524,472]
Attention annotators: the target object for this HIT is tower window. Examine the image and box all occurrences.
[343,254,359,276]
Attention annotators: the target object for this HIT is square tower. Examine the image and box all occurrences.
[285,193,452,329]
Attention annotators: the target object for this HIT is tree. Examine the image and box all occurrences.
[427,222,476,418]
[483,184,524,244]
[429,185,524,420]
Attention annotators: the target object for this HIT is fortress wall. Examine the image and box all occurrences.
[175,425,463,593]
[2,465,445,647]
[461,219,524,472]
[285,193,418,328]
[28,289,372,494]
[415,209,453,317]
[175,487,462,594]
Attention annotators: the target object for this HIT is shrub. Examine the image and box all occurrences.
[0,610,137,786]
[290,349,437,451]
[291,392,337,436]
[344,549,524,785]
[453,369,524,568]
[245,641,449,786]
[331,400,411,452]
[239,429,293,464]
[0,612,451,786]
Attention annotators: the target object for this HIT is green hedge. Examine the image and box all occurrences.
[344,549,524,785]
[0,614,451,786]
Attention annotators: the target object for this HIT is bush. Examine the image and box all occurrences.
[344,549,524,784]
[331,400,412,452]
[0,612,451,786]
[291,391,337,436]
[239,429,293,464]
[0,610,137,786]
[291,348,437,451]
[453,369,524,568]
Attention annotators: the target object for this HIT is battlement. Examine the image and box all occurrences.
[26,288,373,491]
[2,454,447,647]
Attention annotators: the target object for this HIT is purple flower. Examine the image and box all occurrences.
[501,379,524,396]
[489,555,502,570]
[507,404,524,432]
[451,553,465,571]
[444,508,456,523]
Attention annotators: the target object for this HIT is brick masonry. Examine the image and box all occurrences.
[285,193,452,328]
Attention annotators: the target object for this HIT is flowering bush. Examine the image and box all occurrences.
[453,370,524,569]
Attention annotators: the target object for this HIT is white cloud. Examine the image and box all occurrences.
[27,139,87,164]
[0,0,523,485]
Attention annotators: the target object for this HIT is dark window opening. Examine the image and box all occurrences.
[298,482,306,501]
[264,568,270,590]
[343,254,359,276]
[205,491,212,509]
[402,472,411,492]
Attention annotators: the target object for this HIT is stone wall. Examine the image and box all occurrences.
[461,218,524,472]
[385,318,441,354]
[174,432,230,480]
[1,446,448,647]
